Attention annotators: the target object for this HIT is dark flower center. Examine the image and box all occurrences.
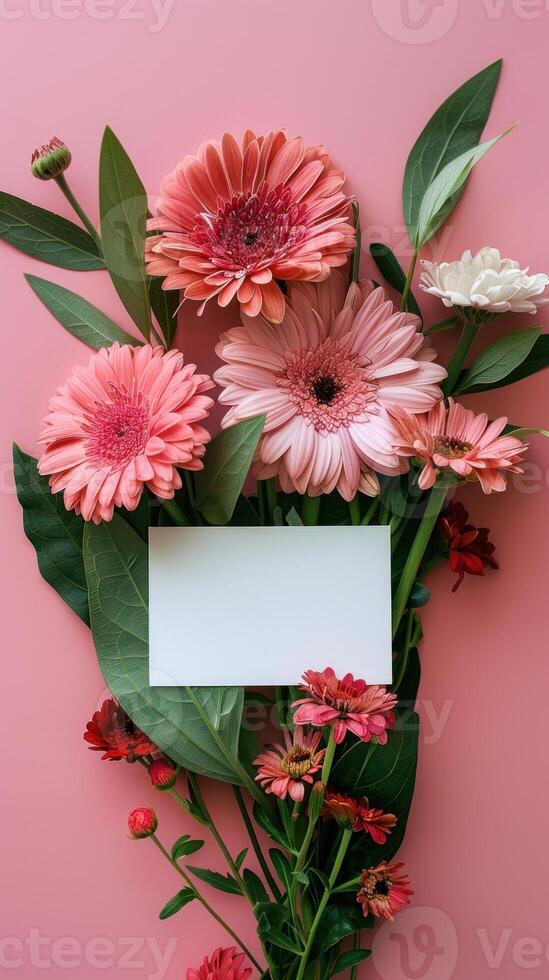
[311,374,342,405]
[434,436,474,459]
[374,877,391,896]
[244,231,259,246]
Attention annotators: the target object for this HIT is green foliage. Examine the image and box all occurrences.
[186,866,242,895]
[194,416,265,524]
[171,836,205,861]
[25,275,140,350]
[0,192,104,269]
[158,888,195,920]
[369,243,422,319]
[456,328,543,393]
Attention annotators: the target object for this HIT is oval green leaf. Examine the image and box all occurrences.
[159,888,195,920]
[0,192,104,270]
[194,416,266,525]
[455,327,541,394]
[25,274,140,350]
[459,333,549,393]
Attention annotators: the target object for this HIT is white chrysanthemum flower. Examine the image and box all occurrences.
[420,248,549,319]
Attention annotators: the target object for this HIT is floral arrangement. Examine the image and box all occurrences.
[5,58,549,978]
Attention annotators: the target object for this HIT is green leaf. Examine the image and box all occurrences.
[159,888,195,920]
[463,334,549,393]
[456,327,541,393]
[285,507,303,527]
[194,416,265,525]
[171,836,204,861]
[258,922,301,954]
[314,904,365,955]
[13,444,89,624]
[235,848,249,871]
[269,849,293,893]
[328,950,371,976]
[415,129,512,248]
[332,712,419,868]
[25,274,140,350]
[0,192,103,270]
[424,316,458,335]
[187,866,241,895]
[369,244,422,320]
[242,869,269,906]
[83,515,250,785]
[149,276,179,347]
[504,425,549,439]
[403,60,502,243]
[99,127,150,339]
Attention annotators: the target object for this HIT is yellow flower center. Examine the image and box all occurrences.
[434,436,474,459]
[280,745,314,778]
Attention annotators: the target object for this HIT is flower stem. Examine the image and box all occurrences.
[349,496,361,526]
[54,174,102,250]
[232,786,282,902]
[265,478,278,525]
[392,485,447,638]
[443,320,480,395]
[302,493,321,526]
[159,497,190,526]
[400,250,418,312]
[350,202,362,284]
[150,835,263,972]
[295,828,353,980]
[392,609,415,693]
[361,498,378,526]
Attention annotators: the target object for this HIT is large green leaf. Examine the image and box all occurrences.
[83,515,255,788]
[455,327,541,394]
[0,192,103,270]
[149,276,179,347]
[158,888,195,920]
[99,127,150,339]
[460,333,549,393]
[403,60,502,243]
[13,445,89,624]
[25,274,140,350]
[415,129,511,248]
[369,243,422,320]
[332,712,419,868]
[314,905,366,956]
[194,416,265,525]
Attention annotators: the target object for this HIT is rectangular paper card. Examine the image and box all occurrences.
[149,525,392,687]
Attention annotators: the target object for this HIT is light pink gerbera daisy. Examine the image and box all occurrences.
[292,668,397,745]
[214,272,446,499]
[389,399,526,494]
[253,726,325,802]
[38,343,214,523]
[187,948,251,980]
[146,129,356,323]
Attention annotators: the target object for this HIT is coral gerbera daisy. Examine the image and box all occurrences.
[439,501,498,591]
[292,667,397,745]
[321,789,397,844]
[83,698,156,761]
[357,861,414,921]
[254,726,325,802]
[214,272,446,500]
[38,343,214,523]
[389,399,526,493]
[146,129,356,324]
[187,948,252,980]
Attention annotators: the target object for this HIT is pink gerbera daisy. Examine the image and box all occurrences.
[38,343,214,523]
[357,862,414,921]
[146,129,356,323]
[389,399,526,493]
[187,948,251,980]
[214,272,446,500]
[253,726,325,802]
[292,667,397,745]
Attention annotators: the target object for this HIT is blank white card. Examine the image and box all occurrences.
[149,525,392,687]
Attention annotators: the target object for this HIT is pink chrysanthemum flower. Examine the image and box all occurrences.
[389,399,526,494]
[214,272,446,500]
[253,726,325,802]
[292,667,397,745]
[187,948,252,980]
[146,129,356,323]
[357,862,414,921]
[38,343,214,523]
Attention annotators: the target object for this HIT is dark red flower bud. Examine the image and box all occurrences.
[128,807,157,839]
[149,759,177,790]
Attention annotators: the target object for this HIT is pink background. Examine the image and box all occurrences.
[1,2,548,977]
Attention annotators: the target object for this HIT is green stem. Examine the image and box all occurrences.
[443,320,480,395]
[256,480,266,525]
[159,497,190,527]
[392,485,447,638]
[55,174,102,249]
[184,471,202,524]
[348,496,361,526]
[392,609,415,693]
[151,835,263,972]
[302,493,321,526]
[350,931,361,980]
[232,786,282,902]
[265,478,278,525]
[400,250,418,312]
[350,203,362,284]
[361,498,379,526]
[295,829,353,980]
[187,774,247,892]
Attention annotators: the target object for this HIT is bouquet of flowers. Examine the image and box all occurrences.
[5,58,548,978]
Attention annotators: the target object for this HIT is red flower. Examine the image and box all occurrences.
[83,698,156,762]
[357,861,413,921]
[128,807,157,839]
[439,501,498,592]
[292,668,397,745]
[187,948,252,980]
[149,759,177,789]
[321,789,397,844]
